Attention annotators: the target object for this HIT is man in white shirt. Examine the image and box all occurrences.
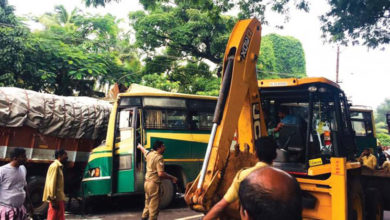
[0,147,29,220]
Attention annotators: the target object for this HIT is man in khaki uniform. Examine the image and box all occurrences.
[137,141,177,220]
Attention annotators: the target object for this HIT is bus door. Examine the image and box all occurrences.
[115,107,137,193]
[134,109,145,192]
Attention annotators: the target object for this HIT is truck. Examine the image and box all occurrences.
[0,87,111,214]
[185,17,390,220]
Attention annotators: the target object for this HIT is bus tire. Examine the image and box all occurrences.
[365,188,383,220]
[348,178,365,220]
[28,176,48,216]
[159,179,175,209]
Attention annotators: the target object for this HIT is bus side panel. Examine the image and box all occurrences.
[146,131,209,183]
[82,156,113,196]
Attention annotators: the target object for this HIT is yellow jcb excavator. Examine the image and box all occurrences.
[185,18,385,220]
[184,18,268,219]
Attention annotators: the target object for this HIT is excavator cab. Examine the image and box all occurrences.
[259,78,357,174]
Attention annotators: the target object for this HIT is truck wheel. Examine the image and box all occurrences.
[28,176,48,216]
[159,179,175,209]
[348,179,365,220]
[365,188,383,220]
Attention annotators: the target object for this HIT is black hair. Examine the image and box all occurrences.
[153,140,164,150]
[10,147,26,160]
[255,137,277,164]
[377,147,383,153]
[55,149,67,159]
[278,106,289,115]
[239,170,302,220]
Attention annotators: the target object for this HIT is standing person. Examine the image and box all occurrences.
[358,148,377,170]
[203,137,277,220]
[137,141,178,220]
[43,149,68,220]
[0,148,29,220]
[376,146,387,169]
[238,166,302,220]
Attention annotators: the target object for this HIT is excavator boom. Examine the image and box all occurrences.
[184,18,266,217]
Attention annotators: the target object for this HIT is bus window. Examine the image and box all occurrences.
[145,109,187,129]
[167,110,186,129]
[190,112,213,130]
[145,110,165,129]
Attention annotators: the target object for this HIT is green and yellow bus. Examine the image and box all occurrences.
[350,106,378,154]
[81,88,217,207]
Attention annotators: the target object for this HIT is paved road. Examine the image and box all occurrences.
[59,196,390,220]
[64,196,203,220]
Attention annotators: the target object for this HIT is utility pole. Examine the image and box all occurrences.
[336,45,340,83]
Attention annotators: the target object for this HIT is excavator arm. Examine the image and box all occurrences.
[184,18,267,217]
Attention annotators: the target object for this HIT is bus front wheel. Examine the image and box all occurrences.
[159,179,175,209]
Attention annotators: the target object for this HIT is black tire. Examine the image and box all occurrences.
[365,188,383,220]
[348,178,365,220]
[28,176,48,216]
[159,179,175,209]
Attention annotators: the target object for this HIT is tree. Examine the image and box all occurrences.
[375,98,390,146]
[86,0,390,48]
[0,0,29,87]
[1,4,141,96]
[258,34,306,79]
[375,98,390,123]
[320,0,390,48]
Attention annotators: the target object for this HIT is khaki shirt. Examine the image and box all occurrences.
[145,151,165,183]
[42,160,65,202]
[223,162,268,203]
[361,154,377,170]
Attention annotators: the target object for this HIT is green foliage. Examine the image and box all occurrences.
[0,0,29,87]
[129,7,235,64]
[375,99,390,146]
[377,133,390,146]
[375,99,390,123]
[87,0,389,48]
[321,0,390,48]
[0,3,141,96]
[258,34,306,79]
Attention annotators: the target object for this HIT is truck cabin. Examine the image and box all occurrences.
[258,78,357,174]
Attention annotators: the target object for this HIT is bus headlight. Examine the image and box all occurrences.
[89,168,100,177]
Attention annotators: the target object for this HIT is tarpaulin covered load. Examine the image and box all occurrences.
[0,87,111,140]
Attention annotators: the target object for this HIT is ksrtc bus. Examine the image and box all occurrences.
[82,88,217,208]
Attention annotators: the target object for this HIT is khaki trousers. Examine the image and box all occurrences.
[142,181,161,220]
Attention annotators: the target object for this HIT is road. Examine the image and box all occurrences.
[64,196,203,220]
[58,196,390,220]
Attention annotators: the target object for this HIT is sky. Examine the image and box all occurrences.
[8,0,390,109]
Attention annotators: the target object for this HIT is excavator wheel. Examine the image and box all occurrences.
[348,177,365,220]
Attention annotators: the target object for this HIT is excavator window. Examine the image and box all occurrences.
[260,84,347,170]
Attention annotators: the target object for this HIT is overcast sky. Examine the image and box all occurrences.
[8,0,390,109]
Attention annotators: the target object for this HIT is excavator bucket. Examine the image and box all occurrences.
[184,18,267,219]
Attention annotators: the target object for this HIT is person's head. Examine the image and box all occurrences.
[377,146,383,154]
[255,137,277,164]
[153,140,166,154]
[239,167,302,220]
[55,149,68,164]
[277,106,289,119]
[10,147,27,166]
[363,148,371,156]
